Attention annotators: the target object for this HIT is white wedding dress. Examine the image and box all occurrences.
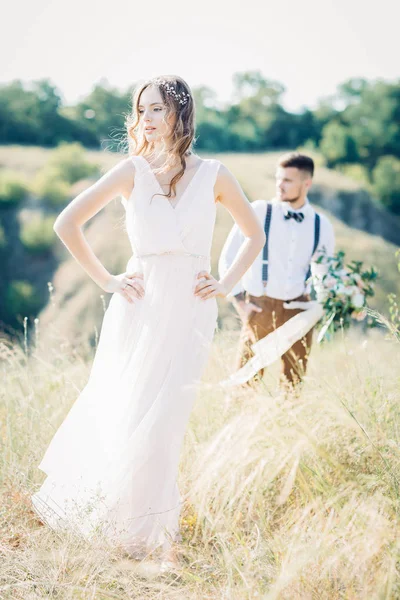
[31,155,220,556]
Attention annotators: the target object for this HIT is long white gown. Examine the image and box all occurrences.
[31,155,220,556]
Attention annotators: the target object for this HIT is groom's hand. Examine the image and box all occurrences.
[235,299,262,323]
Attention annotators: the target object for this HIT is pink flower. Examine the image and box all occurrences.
[325,276,337,289]
[351,309,367,321]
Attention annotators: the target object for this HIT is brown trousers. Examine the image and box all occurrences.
[236,293,314,387]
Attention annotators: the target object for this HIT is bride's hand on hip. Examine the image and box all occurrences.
[103,272,145,304]
[194,271,227,300]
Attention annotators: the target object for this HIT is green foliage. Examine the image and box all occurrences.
[0,170,28,207]
[196,118,237,152]
[318,79,400,174]
[20,213,56,254]
[1,73,399,214]
[340,79,400,169]
[6,280,41,318]
[232,71,285,105]
[32,167,70,205]
[372,156,400,214]
[316,249,378,341]
[388,249,400,334]
[0,79,98,146]
[73,80,133,152]
[32,143,99,205]
[320,122,358,166]
[47,142,99,184]
[0,222,6,247]
[337,163,370,186]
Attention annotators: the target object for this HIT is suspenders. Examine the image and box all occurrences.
[305,213,321,282]
[262,203,321,288]
[262,203,273,285]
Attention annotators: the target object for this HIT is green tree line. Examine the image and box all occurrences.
[1,72,399,213]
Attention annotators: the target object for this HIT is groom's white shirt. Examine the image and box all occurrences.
[218,197,335,302]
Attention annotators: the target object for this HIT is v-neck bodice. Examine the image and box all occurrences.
[121,155,221,261]
[137,156,207,212]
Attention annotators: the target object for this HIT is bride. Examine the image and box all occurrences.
[31,75,265,567]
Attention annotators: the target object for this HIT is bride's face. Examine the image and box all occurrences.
[138,85,175,144]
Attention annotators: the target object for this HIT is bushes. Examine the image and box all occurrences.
[0,143,101,330]
[0,170,28,207]
[6,280,41,319]
[19,213,56,254]
[47,142,99,185]
[338,163,370,187]
[372,156,400,215]
[0,223,6,248]
[32,167,70,205]
[320,122,358,167]
[32,142,99,206]
[0,143,99,208]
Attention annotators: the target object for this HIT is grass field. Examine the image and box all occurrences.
[1,146,400,598]
[1,322,400,598]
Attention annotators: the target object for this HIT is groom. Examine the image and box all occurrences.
[219,152,335,388]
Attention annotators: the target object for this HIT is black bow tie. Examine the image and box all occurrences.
[284,210,304,223]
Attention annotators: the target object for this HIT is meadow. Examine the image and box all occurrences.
[1,146,400,598]
[1,320,400,598]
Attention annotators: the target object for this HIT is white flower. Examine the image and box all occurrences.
[352,292,365,308]
[334,283,346,295]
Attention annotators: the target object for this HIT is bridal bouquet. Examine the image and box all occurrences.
[315,250,378,342]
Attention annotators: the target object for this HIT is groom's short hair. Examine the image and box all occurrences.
[278,152,314,178]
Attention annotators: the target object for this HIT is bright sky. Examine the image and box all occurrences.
[2,0,399,112]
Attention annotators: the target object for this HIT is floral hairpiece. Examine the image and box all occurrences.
[152,78,190,106]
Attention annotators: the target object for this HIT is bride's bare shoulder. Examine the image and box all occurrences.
[214,161,235,186]
[213,162,246,205]
[111,156,137,199]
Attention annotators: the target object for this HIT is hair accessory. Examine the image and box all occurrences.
[152,78,190,106]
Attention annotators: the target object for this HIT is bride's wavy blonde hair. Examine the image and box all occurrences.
[125,75,196,199]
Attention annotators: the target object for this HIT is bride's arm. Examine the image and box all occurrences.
[195,164,265,300]
[53,157,144,301]
[215,165,265,295]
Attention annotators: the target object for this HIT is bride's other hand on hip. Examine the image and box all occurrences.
[194,271,227,300]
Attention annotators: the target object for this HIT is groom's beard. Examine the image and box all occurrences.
[282,195,301,204]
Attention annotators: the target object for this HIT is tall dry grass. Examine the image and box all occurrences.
[1,144,399,597]
[1,314,400,599]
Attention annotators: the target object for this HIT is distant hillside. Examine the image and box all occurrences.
[0,146,399,344]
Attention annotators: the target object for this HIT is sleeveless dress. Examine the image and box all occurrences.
[31,156,220,556]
